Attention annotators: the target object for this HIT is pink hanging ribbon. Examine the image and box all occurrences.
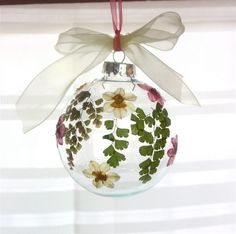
[110,0,123,51]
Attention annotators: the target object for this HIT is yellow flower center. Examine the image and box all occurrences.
[93,171,107,182]
[111,94,126,108]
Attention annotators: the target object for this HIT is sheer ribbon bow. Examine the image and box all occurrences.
[16,12,199,133]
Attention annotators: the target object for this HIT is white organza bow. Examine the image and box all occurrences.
[16,11,199,133]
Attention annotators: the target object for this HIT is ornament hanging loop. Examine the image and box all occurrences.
[110,0,123,51]
[113,30,122,51]
[113,50,125,63]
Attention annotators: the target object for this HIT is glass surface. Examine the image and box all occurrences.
[57,64,176,197]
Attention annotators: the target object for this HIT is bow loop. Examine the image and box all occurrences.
[55,28,112,54]
[122,12,185,50]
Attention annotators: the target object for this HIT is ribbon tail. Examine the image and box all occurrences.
[16,44,111,133]
[125,44,200,106]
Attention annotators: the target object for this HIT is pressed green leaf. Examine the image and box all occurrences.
[71,127,76,135]
[156,103,162,112]
[153,150,165,161]
[161,139,167,148]
[136,107,146,119]
[75,110,81,119]
[76,91,91,102]
[138,133,146,143]
[96,107,103,113]
[139,131,153,144]
[131,113,139,122]
[154,127,162,137]
[139,168,149,175]
[131,124,139,135]
[70,146,77,154]
[65,136,70,145]
[71,136,77,144]
[161,128,170,138]
[139,158,152,168]
[165,117,171,127]
[104,120,114,130]
[65,127,69,134]
[67,154,73,161]
[89,113,96,119]
[116,128,129,138]
[86,108,94,115]
[137,119,144,130]
[95,120,102,128]
[107,151,125,168]
[139,145,153,156]
[86,128,92,133]
[151,160,160,168]
[145,116,155,127]
[75,121,82,129]
[152,110,157,119]
[139,174,152,183]
[76,143,82,151]
[95,98,103,105]
[103,133,115,142]
[103,145,115,156]
[154,139,166,149]
[154,140,161,150]
[84,119,90,126]
[96,115,102,120]
[115,140,129,150]
[83,133,89,140]
[145,132,154,144]
[66,149,72,156]
[159,113,165,122]
[88,102,93,109]
[149,168,157,175]
[162,108,168,117]
[69,115,74,121]
[78,137,83,142]
[78,126,85,134]
[82,102,89,110]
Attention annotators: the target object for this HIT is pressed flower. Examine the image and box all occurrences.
[167,135,178,167]
[103,88,137,119]
[56,114,66,146]
[126,64,134,77]
[137,83,165,106]
[83,161,120,188]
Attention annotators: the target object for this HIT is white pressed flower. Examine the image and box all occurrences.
[83,161,120,188]
[102,88,137,119]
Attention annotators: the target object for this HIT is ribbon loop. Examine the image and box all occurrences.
[16,11,200,133]
[110,0,123,51]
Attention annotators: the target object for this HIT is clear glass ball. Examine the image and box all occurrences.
[56,62,177,197]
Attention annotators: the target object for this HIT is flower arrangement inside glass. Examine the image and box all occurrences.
[56,60,178,197]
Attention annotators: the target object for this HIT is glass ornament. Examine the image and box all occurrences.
[56,61,178,197]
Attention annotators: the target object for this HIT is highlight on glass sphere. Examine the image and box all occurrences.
[56,62,178,197]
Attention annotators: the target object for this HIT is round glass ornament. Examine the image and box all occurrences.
[56,61,178,197]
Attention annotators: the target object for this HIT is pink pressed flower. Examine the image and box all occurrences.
[167,135,178,167]
[56,115,66,146]
[137,83,165,106]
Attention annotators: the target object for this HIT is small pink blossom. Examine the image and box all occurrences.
[56,115,65,146]
[167,135,178,167]
[137,83,165,106]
